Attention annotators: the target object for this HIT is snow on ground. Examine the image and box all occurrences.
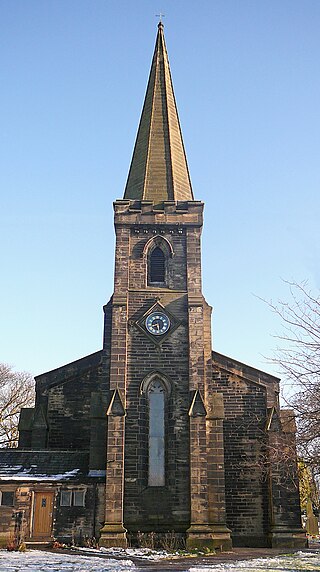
[190,551,320,571]
[0,550,135,572]
[90,546,171,560]
[0,549,320,571]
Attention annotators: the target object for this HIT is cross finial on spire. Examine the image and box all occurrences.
[156,12,165,27]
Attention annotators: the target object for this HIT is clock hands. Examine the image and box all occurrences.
[145,312,170,336]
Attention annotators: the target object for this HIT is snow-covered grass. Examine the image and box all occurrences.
[0,550,135,572]
[190,551,320,571]
[0,549,320,571]
[75,545,173,560]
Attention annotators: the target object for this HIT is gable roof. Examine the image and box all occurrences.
[212,350,280,385]
[35,350,103,389]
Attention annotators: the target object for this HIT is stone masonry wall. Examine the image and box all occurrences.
[212,367,270,546]
[54,483,99,543]
[123,223,191,531]
[125,290,190,531]
[46,367,101,450]
[109,201,205,535]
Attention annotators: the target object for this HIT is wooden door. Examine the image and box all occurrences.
[32,492,54,539]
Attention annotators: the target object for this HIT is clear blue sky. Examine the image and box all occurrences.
[1,0,319,380]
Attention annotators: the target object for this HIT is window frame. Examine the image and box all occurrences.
[0,490,14,507]
[60,490,72,507]
[60,489,86,507]
[73,490,86,507]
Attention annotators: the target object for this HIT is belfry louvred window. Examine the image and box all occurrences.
[149,247,165,283]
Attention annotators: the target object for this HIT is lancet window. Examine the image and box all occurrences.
[149,247,166,283]
[145,236,174,287]
[147,378,166,486]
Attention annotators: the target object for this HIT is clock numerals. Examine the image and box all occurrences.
[145,312,170,336]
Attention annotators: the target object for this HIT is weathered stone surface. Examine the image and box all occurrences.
[0,22,305,552]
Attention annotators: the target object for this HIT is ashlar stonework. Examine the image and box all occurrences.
[0,23,306,551]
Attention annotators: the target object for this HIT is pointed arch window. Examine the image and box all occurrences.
[144,236,174,288]
[147,378,166,486]
[149,247,165,284]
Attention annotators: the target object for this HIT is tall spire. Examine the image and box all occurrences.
[123,23,194,204]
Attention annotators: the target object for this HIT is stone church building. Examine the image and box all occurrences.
[0,24,305,550]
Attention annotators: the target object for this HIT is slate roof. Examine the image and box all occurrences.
[35,350,103,386]
[0,450,90,482]
[123,22,193,204]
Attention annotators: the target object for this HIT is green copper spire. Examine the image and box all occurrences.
[123,23,194,204]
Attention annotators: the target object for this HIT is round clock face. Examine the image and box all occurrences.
[145,312,170,336]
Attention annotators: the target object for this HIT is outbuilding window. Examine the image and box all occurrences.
[0,491,14,506]
[73,490,86,507]
[60,490,72,506]
[60,490,85,507]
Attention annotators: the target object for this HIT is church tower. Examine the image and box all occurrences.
[99,22,232,550]
[2,21,305,551]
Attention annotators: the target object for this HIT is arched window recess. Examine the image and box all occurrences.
[140,371,172,397]
[143,235,174,259]
[140,372,171,487]
[143,236,174,286]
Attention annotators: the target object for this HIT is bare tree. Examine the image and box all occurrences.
[267,281,320,478]
[0,364,35,448]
